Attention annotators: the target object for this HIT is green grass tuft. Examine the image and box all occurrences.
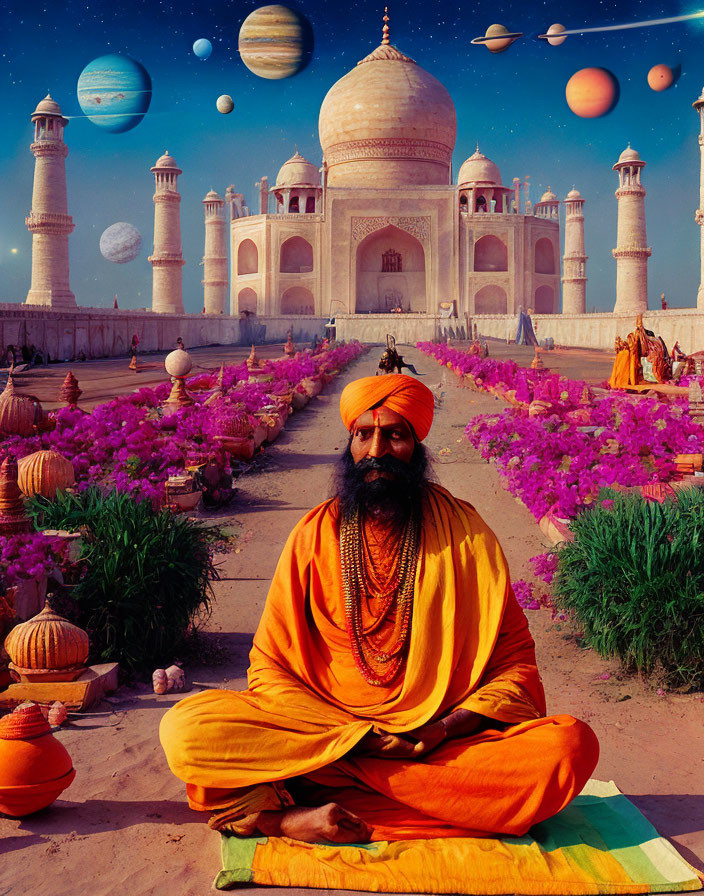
[28,488,218,679]
[552,488,704,689]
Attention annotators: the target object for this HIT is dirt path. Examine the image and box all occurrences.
[1,346,702,896]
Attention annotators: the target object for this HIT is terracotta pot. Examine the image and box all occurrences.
[169,490,202,512]
[0,702,75,817]
[17,450,75,499]
[0,381,40,438]
[291,390,309,411]
[252,423,268,449]
[300,377,322,398]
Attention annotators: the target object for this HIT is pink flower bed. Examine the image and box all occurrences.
[0,342,367,508]
[417,341,704,522]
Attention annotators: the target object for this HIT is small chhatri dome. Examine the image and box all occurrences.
[615,145,642,166]
[566,187,582,200]
[275,151,321,188]
[204,189,221,200]
[318,10,457,187]
[32,94,63,118]
[539,186,557,202]
[457,148,502,186]
[152,151,181,172]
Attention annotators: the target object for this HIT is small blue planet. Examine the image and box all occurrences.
[193,38,213,60]
[77,54,152,133]
[100,222,142,263]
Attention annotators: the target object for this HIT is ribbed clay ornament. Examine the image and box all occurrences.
[0,700,51,739]
[17,449,76,499]
[5,598,89,682]
[0,374,43,437]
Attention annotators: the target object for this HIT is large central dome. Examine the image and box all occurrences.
[318,36,457,188]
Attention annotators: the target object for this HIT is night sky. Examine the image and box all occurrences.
[1,0,703,313]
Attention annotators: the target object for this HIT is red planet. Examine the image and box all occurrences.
[647,64,674,92]
[565,67,619,118]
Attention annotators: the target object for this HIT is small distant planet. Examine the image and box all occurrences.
[77,54,152,133]
[544,23,567,46]
[216,94,234,114]
[193,38,213,60]
[565,67,619,118]
[470,23,524,53]
[647,63,674,92]
[238,4,314,79]
[100,223,142,264]
[10,248,18,255]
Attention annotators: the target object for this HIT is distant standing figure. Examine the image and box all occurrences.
[661,293,667,310]
[129,334,139,372]
[177,337,185,351]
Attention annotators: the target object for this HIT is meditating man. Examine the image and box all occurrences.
[160,375,599,844]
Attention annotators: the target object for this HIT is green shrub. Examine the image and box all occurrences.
[28,488,218,678]
[552,488,704,688]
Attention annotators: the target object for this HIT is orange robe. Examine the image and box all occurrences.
[160,484,598,840]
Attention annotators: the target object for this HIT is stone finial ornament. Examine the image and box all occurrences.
[163,349,194,412]
[5,597,90,682]
[530,347,545,370]
[246,345,260,371]
[0,457,32,534]
[284,332,296,357]
[59,371,82,408]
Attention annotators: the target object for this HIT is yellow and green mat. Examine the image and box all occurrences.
[215,781,703,893]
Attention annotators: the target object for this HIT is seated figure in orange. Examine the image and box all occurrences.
[160,375,599,845]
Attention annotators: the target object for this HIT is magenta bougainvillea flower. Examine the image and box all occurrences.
[417,341,704,521]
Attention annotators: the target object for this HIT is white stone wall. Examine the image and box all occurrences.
[473,310,704,354]
[0,306,328,360]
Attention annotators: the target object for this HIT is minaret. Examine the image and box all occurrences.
[25,95,76,308]
[693,89,704,308]
[612,145,651,314]
[562,187,587,314]
[149,151,185,314]
[202,190,227,314]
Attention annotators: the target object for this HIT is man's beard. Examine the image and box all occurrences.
[333,442,430,527]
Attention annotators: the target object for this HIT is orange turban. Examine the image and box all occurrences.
[339,375,434,441]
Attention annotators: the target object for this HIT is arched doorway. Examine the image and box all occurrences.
[534,285,554,314]
[238,287,257,314]
[535,238,555,274]
[280,237,313,273]
[237,240,258,275]
[281,286,314,315]
[474,235,508,272]
[474,284,507,314]
[355,224,425,313]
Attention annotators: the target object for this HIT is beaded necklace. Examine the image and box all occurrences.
[339,504,420,686]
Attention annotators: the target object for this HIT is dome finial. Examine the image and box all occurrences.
[382,6,390,45]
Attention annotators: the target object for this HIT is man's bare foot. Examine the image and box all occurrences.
[257,803,372,843]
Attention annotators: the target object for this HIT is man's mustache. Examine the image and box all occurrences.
[354,456,409,475]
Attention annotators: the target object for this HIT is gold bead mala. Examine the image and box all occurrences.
[340,505,420,686]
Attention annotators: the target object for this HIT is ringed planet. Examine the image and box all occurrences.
[216,94,234,114]
[471,23,524,53]
[647,64,674,91]
[544,24,567,46]
[565,67,619,118]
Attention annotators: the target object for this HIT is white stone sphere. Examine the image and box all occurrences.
[99,222,142,263]
[165,349,192,378]
[216,94,234,114]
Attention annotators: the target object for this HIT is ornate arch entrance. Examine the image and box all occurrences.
[354,223,426,313]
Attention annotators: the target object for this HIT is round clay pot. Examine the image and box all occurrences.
[0,702,75,817]
[17,450,75,499]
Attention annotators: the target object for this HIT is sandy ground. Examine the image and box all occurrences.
[0,344,702,896]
